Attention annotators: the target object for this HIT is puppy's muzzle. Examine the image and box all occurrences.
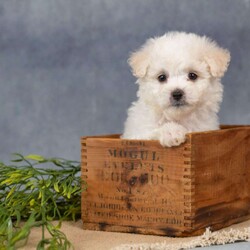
[170,89,186,107]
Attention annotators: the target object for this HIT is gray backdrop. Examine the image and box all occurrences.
[1,0,250,162]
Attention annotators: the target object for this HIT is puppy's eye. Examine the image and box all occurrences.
[157,74,167,83]
[188,72,198,81]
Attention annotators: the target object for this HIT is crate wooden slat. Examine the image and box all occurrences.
[81,126,250,236]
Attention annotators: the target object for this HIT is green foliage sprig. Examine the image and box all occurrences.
[0,154,85,250]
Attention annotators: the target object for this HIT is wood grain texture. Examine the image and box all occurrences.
[81,125,250,236]
[190,127,250,232]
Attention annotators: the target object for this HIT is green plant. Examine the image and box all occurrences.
[0,154,85,250]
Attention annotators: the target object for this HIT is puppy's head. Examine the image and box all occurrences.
[128,32,230,119]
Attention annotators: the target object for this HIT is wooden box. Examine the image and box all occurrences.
[81,125,250,236]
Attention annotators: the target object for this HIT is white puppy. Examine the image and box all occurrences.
[122,32,230,147]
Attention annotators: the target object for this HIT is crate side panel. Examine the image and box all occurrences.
[82,138,190,235]
[192,128,250,229]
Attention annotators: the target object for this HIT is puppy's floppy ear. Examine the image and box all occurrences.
[128,39,154,78]
[204,43,231,78]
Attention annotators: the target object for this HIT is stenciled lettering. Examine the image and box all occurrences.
[92,211,134,221]
[89,202,125,210]
[100,170,165,186]
[136,215,182,225]
[121,140,146,147]
[139,206,182,216]
[104,161,164,173]
[108,149,160,161]
[91,211,182,226]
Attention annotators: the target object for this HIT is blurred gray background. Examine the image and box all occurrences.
[0,0,250,162]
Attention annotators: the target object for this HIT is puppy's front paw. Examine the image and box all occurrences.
[158,123,187,147]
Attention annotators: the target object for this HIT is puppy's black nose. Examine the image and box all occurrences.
[172,89,184,101]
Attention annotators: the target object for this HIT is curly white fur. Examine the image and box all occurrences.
[122,32,230,147]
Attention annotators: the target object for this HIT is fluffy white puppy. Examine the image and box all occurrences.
[122,32,230,147]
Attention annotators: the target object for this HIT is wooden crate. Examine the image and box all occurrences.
[81,125,250,236]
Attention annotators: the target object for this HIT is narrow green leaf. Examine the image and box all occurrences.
[6,187,16,200]
[54,182,60,193]
[24,154,45,162]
